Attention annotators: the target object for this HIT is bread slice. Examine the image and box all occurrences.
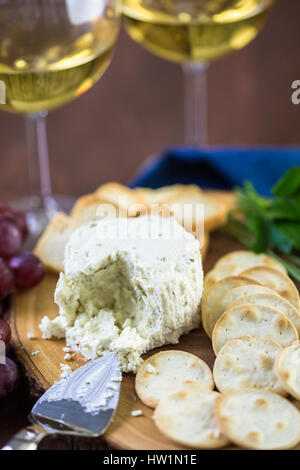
[275,341,300,400]
[36,184,146,273]
[96,182,147,216]
[36,196,119,273]
[134,185,184,206]
[154,389,229,449]
[212,303,298,354]
[213,336,285,395]
[34,212,74,273]
[70,193,117,225]
[206,190,235,212]
[35,183,213,274]
[215,389,300,449]
[135,186,232,235]
[164,185,227,232]
[135,350,214,408]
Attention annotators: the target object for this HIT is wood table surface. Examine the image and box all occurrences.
[1,0,300,450]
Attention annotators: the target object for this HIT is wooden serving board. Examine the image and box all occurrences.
[9,230,300,450]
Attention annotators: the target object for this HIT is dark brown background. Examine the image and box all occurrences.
[1,0,300,204]
[1,0,300,449]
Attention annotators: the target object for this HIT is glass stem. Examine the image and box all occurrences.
[24,112,58,214]
[182,62,208,147]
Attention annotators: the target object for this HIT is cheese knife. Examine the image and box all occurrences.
[1,353,121,450]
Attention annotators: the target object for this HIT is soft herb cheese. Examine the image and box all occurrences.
[40,216,203,372]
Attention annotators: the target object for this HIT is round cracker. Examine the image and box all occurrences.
[204,284,280,339]
[212,304,298,355]
[135,351,214,408]
[203,265,244,291]
[275,341,300,400]
[203,251,286,291]
[240,266,300,311]
[229,292,300,335]
[210,284,299,335]
[213,336,286,395]
[201,276,261,338]
[215,389,300,450]
[154,389,229,449]
[214,251,287,275]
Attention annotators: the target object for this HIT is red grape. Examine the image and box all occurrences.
[0,258,14,300]
[0,319,11,345]
[0,358,20,399]
[0,218,22,257]
[9,252,45,290]
[0,206,28,240]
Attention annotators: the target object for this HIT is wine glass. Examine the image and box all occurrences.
[123,0,273,146]
[0,0,120,242]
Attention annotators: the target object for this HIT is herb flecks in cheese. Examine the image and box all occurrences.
[40,216,203,372]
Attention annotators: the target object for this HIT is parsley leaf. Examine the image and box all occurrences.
[224,167,300,280]
[272,167,300,197]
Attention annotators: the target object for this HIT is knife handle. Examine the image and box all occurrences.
[1,424,47,450]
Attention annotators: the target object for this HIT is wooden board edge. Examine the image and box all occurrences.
[8,296,127,450]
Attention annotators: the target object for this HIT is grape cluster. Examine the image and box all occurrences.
[0,206,45,301]
[0,205,45,399]
[0,320,20,399]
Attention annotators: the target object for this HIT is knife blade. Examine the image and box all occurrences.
[2,353,121,449]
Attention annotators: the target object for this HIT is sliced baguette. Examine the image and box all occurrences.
[34,212,73,273]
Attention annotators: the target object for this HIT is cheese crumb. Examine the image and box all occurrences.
[64,353,72,361]
[31,350,40,356]
[146,363,156,373]
[60,363,72,379]
[27,332,34,340]
[40,316,65,339]
[63,346,71,353]
[131,409,143,417]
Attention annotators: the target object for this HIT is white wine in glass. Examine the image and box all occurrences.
[0,0,120,241]
[123,0,273,145]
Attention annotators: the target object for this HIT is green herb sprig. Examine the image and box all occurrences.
[224,167,300,281]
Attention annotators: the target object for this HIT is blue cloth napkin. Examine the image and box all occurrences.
[130,147,300,196]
